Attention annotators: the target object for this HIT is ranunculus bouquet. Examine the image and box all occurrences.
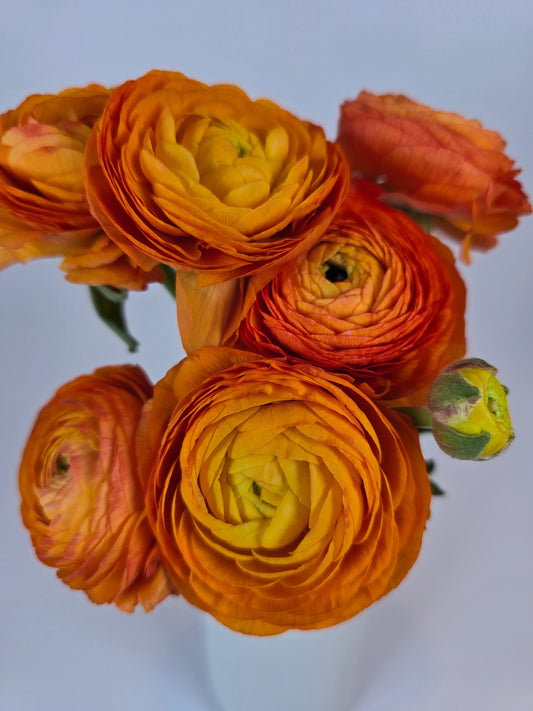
[3,71,529,637]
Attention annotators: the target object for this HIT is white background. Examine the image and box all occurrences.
[1,1,532,709]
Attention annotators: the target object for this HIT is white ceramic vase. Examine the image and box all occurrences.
[203,612,369,711]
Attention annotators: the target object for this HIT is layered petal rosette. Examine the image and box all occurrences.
[84,70,349,285]
[141,347,431,635]
[0,86,161,289]
[19,365,170,612]
[238,183,466,404]
[337,92,531,258]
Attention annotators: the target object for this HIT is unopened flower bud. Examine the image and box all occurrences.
[427,358,513,460]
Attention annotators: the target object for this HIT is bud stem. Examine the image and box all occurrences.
[394,406,433,430]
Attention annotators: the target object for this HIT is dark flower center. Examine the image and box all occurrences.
[56,454,70,475]
[323,261,348,282]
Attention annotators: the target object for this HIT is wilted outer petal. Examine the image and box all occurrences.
[19,365,171,612]
[141,347,431,635]
[0,208,98,268]
[59,230,164,290]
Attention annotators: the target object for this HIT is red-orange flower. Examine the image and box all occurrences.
[19,365,171,612]
[140,347,431,635]
[85,70,349,286]
[238,183,466,405]
[337,92,531,257]
[0,86,161,289]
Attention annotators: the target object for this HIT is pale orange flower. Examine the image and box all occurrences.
[0,86,160,289]
[19,365,171,612]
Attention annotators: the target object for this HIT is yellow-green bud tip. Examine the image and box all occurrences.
[427,359,513,460]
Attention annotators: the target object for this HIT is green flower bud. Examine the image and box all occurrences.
[427,358,513,460]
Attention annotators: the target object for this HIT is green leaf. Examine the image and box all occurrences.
[160,264,177,297]
[89,286,139,353]
[430,480,446,496]
[395,207,433,233]
[413,212,433,234]
[92,285,128,303]
[426,459,445,495]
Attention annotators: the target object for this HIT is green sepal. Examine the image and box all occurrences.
[89,286,139,353]
[433,422,491,461]
[427,372,480,412]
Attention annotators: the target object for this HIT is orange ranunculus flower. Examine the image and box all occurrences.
[84,70,349,286]
[238,182,466,405]
[141,347,431,635]
[337,92,531,258]
[19,365,171,612]
[0,86,161,289]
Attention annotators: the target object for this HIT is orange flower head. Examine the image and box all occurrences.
[141,347,431,635]
[337,92,531,256]
[0,85,161,289]
[85,70,349,285]
[19,365,171,612]
[239,182,466,405]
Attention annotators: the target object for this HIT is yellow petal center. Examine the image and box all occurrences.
[183,397,355,556]
[141,106,312,236]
